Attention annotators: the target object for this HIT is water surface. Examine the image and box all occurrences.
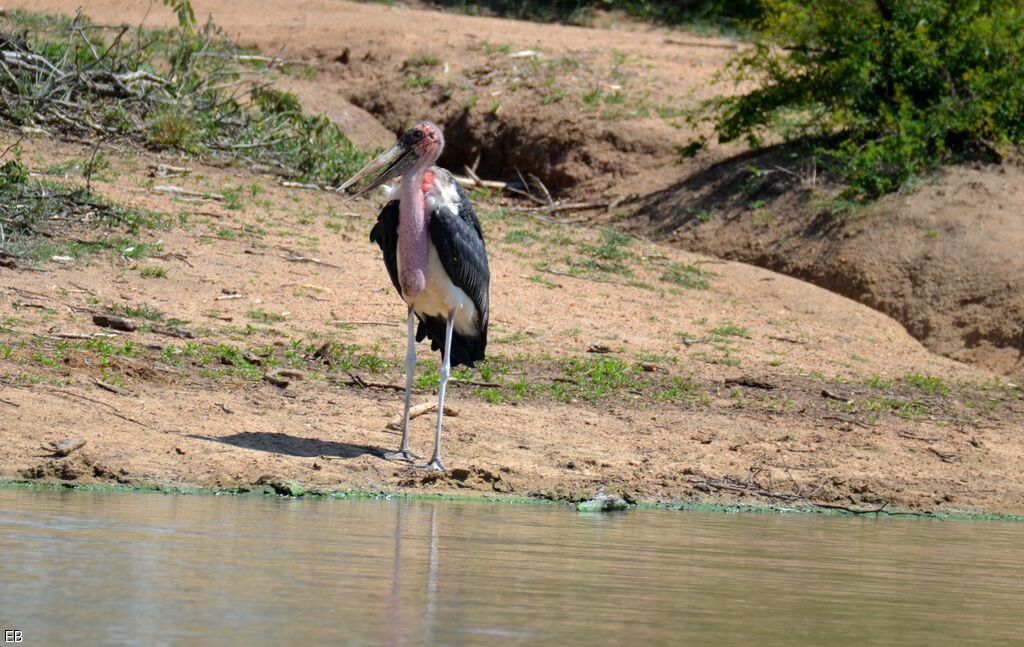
[1,489,1022,646]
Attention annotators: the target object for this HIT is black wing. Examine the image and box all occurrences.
[368,199,401,296]
[428,181,489,333]
[418,182,489,366]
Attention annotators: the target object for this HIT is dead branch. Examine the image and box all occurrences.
[41,386,154,430]
[897,429,939,442]
[151,185,225,200]
[329,320,401,327]
[93,377,132,396]
[928,447,960,463]
[507,200,615,214]
[822,414,871,429]
[386,401,459,431]
[768,335,805,344]
[537,266,631,286]
[454,174,510,191]
[283,252,340,269]
[329,375,407,392]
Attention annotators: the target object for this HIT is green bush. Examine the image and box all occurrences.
[699,0,1024,196]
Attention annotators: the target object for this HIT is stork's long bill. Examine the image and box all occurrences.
[336,142,415,199]
[339,122,446,299]
[337,123,441,200]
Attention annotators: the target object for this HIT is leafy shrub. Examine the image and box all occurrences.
[698,0,1024,196]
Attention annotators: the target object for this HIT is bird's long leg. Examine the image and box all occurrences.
[385,306,420,462]
[422,309,455,471]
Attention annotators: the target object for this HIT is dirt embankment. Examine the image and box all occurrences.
[633,149,1024,378]
[2,1,1023,513]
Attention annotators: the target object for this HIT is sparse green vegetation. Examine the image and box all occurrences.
[903,373,951,397]
[405,54,441,67]
[505,229,542,245]
[560,356,638,400]
[529,274,560,289]
[0,153,171,264]
[580,229,633,261]
[660,262,710,289]
[247,309,286,324]
[708,322,749,338]
[107,303,167,322]
[861,396,929,420]
[864,375,894,390]
[403,72,435,89]
[140,266,168,279]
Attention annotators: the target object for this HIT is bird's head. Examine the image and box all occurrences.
[337,121,445,200]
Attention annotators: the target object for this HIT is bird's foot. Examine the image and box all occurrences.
[418,457,446,472]
[384,449,421,463]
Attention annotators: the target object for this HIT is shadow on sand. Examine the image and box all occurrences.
[190,432,383,459]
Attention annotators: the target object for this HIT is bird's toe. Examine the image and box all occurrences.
[384,449,421,462]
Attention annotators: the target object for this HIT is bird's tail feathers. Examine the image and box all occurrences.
[416,315,486,368]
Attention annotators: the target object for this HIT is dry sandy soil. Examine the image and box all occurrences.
[2,1,1023,514]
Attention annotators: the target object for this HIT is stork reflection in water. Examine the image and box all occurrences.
[339,122,489,471]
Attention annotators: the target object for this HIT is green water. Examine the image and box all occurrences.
[1,489,1023,646]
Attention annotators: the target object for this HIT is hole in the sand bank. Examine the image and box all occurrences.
[432,114,575,193]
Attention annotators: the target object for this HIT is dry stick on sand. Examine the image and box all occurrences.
[537,266,632,286]
[386,401,459,431]
[92,377,133,396]
[41,387,155,431]
[283,252,340,269]
[328,320,401,327]
[331,373,406,392]
[151,185,225,200]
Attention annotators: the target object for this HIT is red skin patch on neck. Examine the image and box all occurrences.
[421,171,434,194]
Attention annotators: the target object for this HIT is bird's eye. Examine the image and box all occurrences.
[411,130,423,141]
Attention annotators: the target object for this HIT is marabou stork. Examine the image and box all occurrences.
[339,122,489,471]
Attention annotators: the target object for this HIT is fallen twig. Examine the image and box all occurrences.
[152,185,225,200]
[537,266,631,286]
[41,387,154,430]
[822,414,871,429]
[928,447,960,463]
[92,378,133,396]
[507,200,615,214]
[386,401,459,431]
[769,335,805,344]
[897,429,939,442]
[284,252,340,269]
[329,375,407,392]
[329,320,401,327]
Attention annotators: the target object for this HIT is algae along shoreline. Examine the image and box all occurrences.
[2,3,1023,518]
[3,480,1023,524]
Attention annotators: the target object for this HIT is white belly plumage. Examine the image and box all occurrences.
[397,242,478,336]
